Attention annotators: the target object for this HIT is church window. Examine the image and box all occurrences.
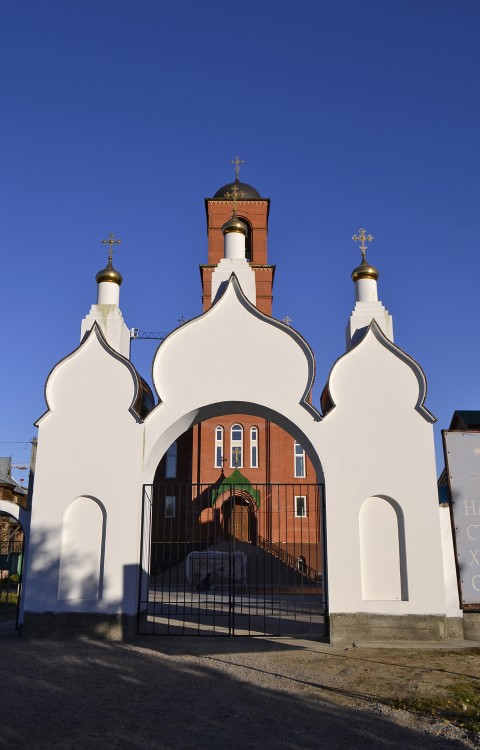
[165,496,176,518]
[295,496,307,518]
[165,442,177,478]
[294,442,306,478]
[250,427,259,468]
[214,426,224,468]
[231,423,243,468]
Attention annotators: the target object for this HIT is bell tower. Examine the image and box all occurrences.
[200,157,274,315]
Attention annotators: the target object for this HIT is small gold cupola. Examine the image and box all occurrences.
[221,209,248,236]
[351,256,379,283]
[96,233,123,285]
[95,233,123,306]
[96,261,123,286]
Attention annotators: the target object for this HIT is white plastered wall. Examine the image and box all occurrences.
[25,275,454,624]
[23,326,144,616]
[318,326,447,614]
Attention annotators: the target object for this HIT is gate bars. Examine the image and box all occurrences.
[138,483,326,636]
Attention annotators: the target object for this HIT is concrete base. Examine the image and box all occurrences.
[463,613,480,641]
[329,613,464,644]
[21,612,138,641]
[445,616,465,640]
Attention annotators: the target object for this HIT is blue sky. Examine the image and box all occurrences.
[1,0,479,479]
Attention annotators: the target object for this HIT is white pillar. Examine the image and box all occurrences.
[81,265,131,358]
[346,260,394,349]
[224,231,246,260]
[211,215,255,305]
[97,280,120,305]
[355,277,378,303]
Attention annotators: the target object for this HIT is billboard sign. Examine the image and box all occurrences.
[444,431,480,607]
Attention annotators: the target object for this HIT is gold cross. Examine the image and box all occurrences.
[231,155,244,179]
[102,233,121,265]
[224,183,245,211]
[352,228,374,261]
[232,447,241,468]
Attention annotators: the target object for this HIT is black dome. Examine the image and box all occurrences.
[213,178,262,200]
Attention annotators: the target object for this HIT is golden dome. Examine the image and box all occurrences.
[221,210,248,236]
[351,257,379,283]
[96,262,123,285]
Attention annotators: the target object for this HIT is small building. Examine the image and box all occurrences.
[0,457,28,578]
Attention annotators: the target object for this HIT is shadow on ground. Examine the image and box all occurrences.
[0,616,474,749]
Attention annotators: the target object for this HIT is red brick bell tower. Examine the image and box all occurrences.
[200,164,274,315]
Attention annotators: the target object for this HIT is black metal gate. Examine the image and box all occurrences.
[138,483,326,636]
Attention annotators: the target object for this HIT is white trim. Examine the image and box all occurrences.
[250,426,258,468]
[214,426,224,469]
[294,495,307,518]
[294,441,306,478]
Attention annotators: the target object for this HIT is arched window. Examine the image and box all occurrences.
[165,442,177,478]
[238,216,253,261]
[294,441,306,478]
[230,423,243,468]
[250,426,259,468]
[214,426,224,468]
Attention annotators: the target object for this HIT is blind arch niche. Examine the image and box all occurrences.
[359,495,407,601]
[58,496,106,600]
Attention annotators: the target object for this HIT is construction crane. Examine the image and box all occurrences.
[130,329,167,341]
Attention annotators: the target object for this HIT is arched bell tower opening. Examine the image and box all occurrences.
[237,216,252,262]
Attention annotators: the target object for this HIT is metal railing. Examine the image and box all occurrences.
[257,535,319,582]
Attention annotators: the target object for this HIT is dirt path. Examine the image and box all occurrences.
[0,616,479,749]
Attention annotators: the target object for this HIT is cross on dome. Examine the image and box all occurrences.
[352,228,374,262]
[231,154,244,179]
[224,183,245,212]
[102,233,121,267]
[351,227,379,284]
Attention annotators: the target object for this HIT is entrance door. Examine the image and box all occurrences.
[226,499,250,541]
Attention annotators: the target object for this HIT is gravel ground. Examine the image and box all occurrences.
[0,616,479,749]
